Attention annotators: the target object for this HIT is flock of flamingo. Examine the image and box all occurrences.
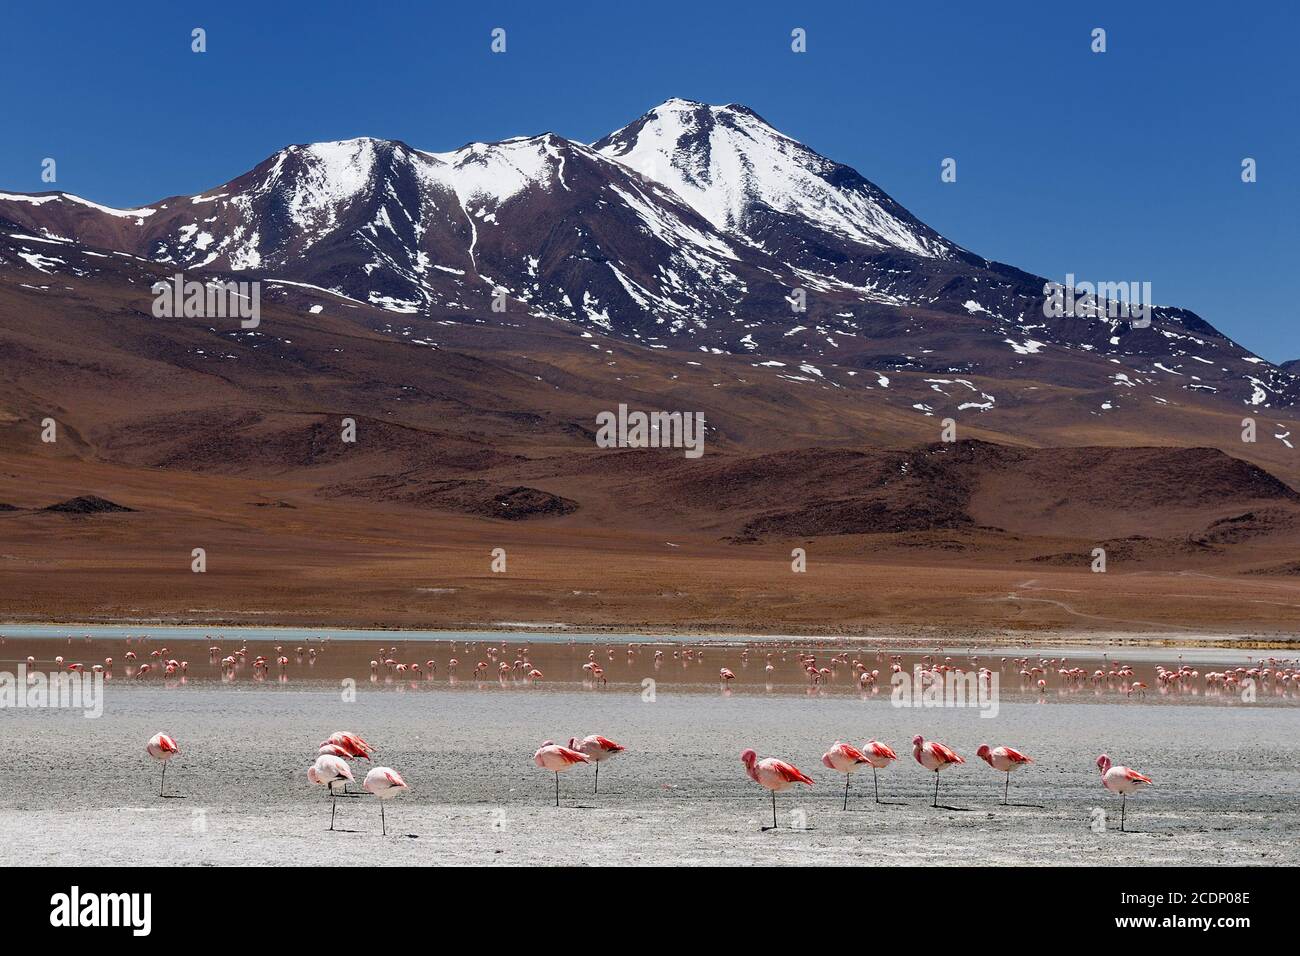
[10,632,1299,703]
[11,632,1280,838]
[310,732,408,835]
[742,739,1152,832]
[725,650,1300,701]
[145,730,411,835]
[142,728,1154,835]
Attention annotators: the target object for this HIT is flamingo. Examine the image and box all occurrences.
[362,767,408,836]
[317,732,372,793]
[568,735,626,794]
[310,754,355,831]
[533,740,589,806]
[145,732,181,797]
[741,748,814,831]
[1096,754,1152,832]
[912,735,964,807]
[321,731,373,761]
[860,739,899,803]
[976,744,1034,804]
[821,741,870,810]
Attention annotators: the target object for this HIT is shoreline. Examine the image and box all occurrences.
[2,619,1297,651]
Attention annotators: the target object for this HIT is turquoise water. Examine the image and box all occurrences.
[0,623,637,644]
[0,622,1288,666]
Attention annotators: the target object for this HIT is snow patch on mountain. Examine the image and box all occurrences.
[0,191,155,221]
[286,139,379,234]
[595,99,954,259]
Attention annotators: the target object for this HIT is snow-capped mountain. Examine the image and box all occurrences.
[594,98,962,261]
[1,99,1296,413]
[1,131,801,342]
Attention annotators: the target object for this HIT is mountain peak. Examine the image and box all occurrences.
[654,96,708,109]
[594,99,954,260]
[647,98,767,119]
[2,102,1294,413]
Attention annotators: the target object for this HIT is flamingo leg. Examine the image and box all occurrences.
[933,771,939,807]
[1121,794,1126,832]
[380,800,386,837]
[772,789,778,829]
[873,766,880,803]
[554,771,559,807]
[594,761,600,795]
[330,791,337,831]
[160,761,166,798]
[1004,772,1009,805]
[843,773,850,811]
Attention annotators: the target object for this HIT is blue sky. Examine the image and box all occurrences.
[3,1,1296,360]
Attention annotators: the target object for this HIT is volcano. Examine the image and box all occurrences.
[1,100,1297,634]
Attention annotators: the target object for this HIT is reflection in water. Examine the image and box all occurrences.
[1,630,1297,706]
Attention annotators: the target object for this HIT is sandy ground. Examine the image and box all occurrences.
[5,454,1300,639]
[2,682,1296,866]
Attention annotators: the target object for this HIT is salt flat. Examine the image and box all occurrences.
[2,681,1295,866]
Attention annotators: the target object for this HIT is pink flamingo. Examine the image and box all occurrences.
[860,740,899,803]
[568,735,626,794]
[1097,754,1152,832]
[310,754,355,830]
[534,740,589,806]
[741,748,814,830]
[821,741,870,810]
[321,731,373,761]
[913,735,964,807]
[362,767,408,836]
[318,732,372,793]
[145,732,181,796]
[321,733,374,780]
[976,744,1034,804]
